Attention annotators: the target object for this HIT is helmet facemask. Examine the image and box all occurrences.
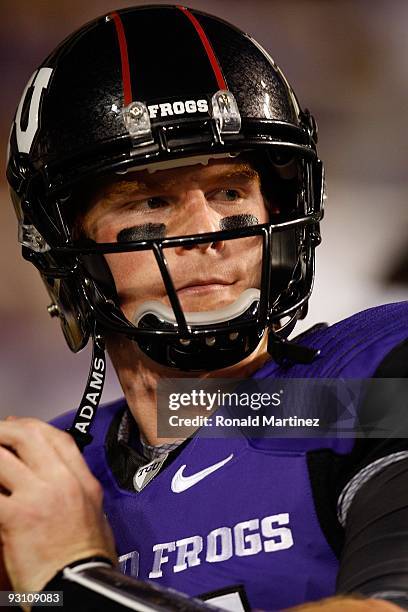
[30,149,322,371]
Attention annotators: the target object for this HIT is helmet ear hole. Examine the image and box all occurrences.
[44,277,90,353]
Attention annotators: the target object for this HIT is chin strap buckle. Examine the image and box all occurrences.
[66,324,106,452]
[268,333,320,366]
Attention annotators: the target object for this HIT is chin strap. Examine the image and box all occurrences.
[67,324,106,451]
[267,331,320,365]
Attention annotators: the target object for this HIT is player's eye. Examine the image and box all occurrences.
[124,196,169,212]
[209,189,241,202]
[146,196,168,209]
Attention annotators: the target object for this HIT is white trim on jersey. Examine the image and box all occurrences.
[337,451,408,527]
[67,561,112,573]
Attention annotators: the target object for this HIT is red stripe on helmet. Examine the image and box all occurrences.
[109,11,132,106]
[177,6,227,91]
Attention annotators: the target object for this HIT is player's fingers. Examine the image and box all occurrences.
[0,418,101,497]
[0,446,34,493]
[0,419,102,505]
[23,419,100,491]
[0,420,66,481]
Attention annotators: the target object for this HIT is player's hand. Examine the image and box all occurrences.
[0,417,117,596]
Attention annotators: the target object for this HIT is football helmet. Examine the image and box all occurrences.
[7,5,324,375]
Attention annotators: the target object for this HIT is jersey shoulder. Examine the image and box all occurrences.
[257,301,408,379]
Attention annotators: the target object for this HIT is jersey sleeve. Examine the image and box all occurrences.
[336,338,408,527]
[334,339,408,607]
[336,457,408,609]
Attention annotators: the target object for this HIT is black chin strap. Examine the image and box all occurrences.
[268,331,320,366]
[67,324,106,452]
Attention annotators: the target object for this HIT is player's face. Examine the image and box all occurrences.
[81,158,269,323]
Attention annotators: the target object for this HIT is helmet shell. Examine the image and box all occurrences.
[8,5,313,198]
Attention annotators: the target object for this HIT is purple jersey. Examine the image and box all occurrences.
[52,302,408,610]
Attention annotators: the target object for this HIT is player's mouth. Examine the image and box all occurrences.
[176,279,234,296]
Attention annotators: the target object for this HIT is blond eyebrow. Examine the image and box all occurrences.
[209,165,260,183]
[96,178,149,199]
[100,163,260,196]
[220,164,259,178]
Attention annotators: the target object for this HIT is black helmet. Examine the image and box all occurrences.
[7,5,324,374]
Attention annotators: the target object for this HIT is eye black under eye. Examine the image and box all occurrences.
[220,214,259,230]
[117,223,167,242]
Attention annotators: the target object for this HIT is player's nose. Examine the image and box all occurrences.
[174,190,225,254]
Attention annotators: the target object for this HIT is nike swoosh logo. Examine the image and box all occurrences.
[171,453,234,493]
